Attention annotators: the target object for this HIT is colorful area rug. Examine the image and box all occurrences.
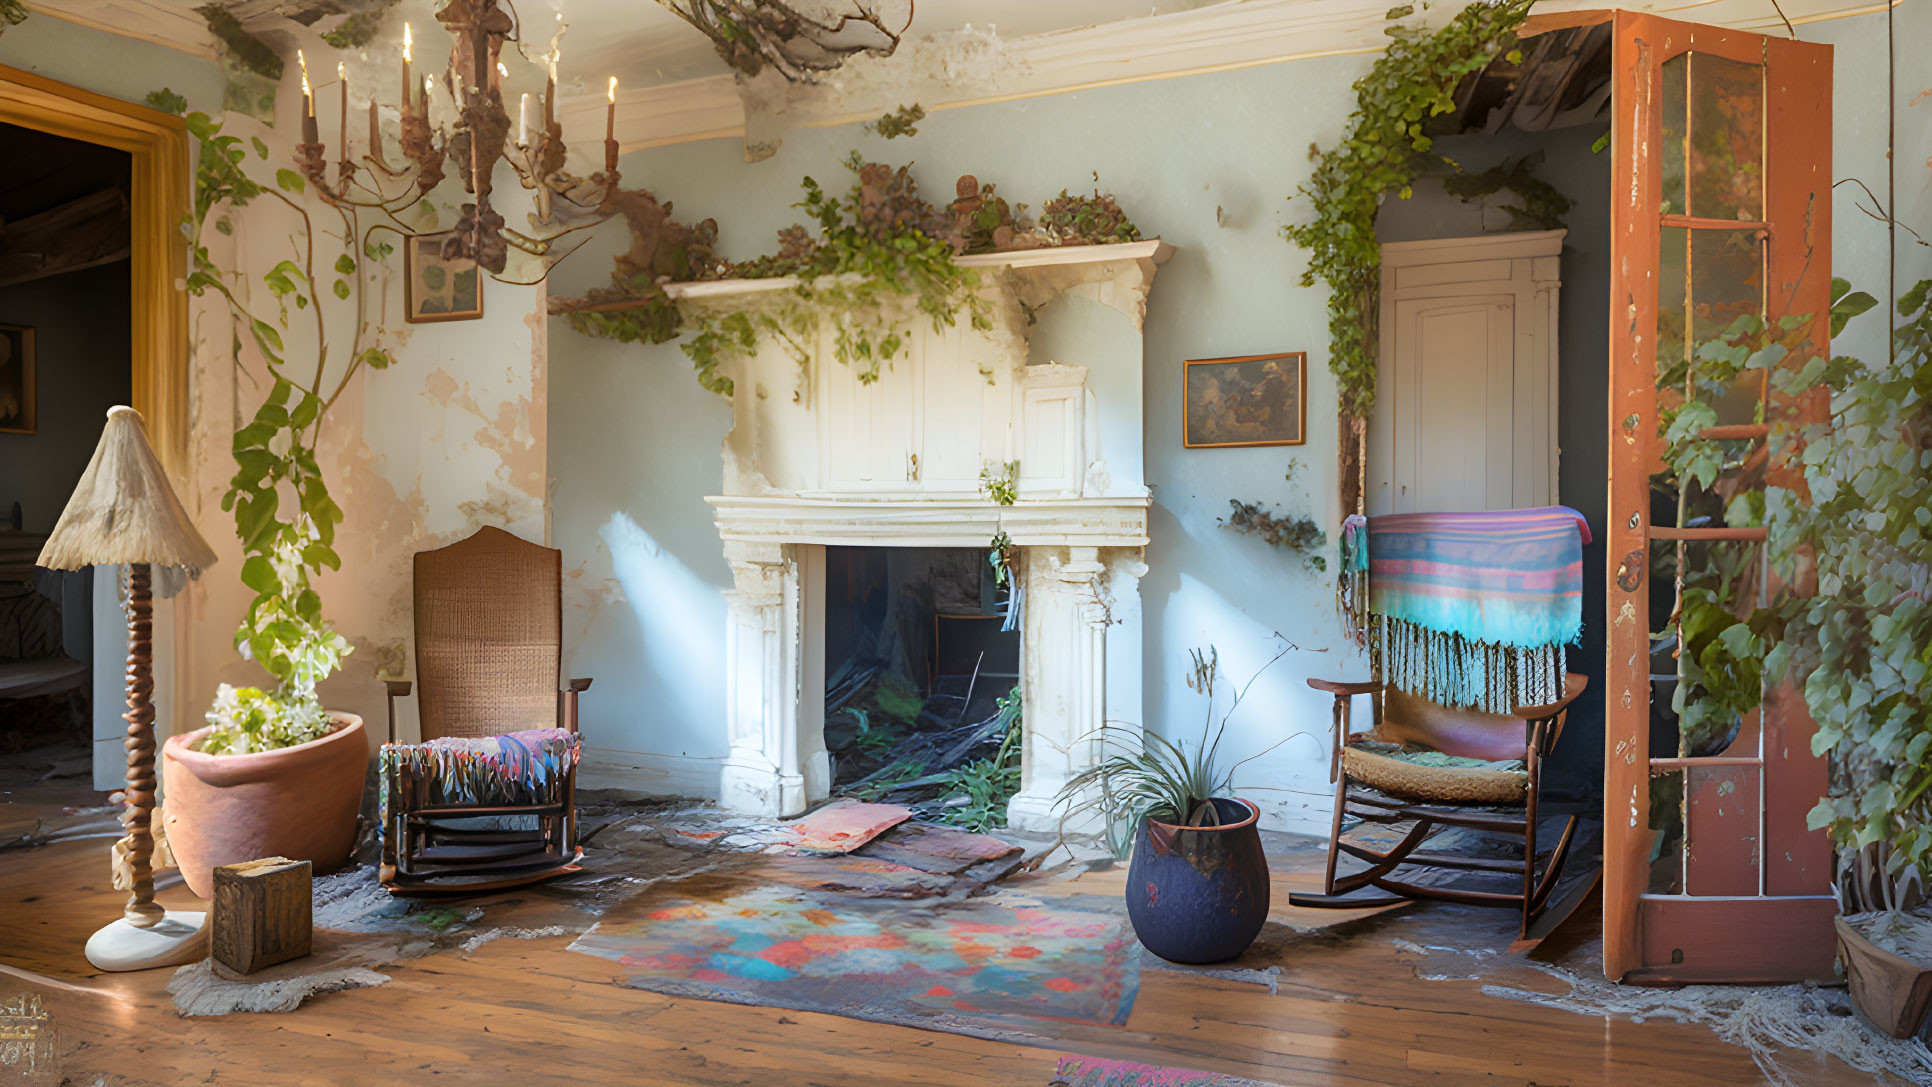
[568,879,1139,1043]
[1049,1056,1285,1087]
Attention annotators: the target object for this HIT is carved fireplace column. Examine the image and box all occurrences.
[718,540,810,816]
[1007,545,1146,833]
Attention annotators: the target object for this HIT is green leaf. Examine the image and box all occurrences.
[251,136,269,160]
[240,555,280,595]
[358,347,394,370]
[275,168,306,193]
[334,253,356,276]
[333,279,350,300]
[249,319,284,361]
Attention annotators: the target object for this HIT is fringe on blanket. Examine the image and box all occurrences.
[1366,614,1567,714]
[1338,514,1371,646]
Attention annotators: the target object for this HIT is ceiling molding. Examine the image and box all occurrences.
[554,0,1897,155]
[29,0,1901,155]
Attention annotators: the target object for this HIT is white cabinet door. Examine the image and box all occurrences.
[918,323,1013,493]
[1371,231,1561,516]
[820,345,918,492]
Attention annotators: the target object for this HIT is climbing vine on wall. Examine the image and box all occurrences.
[1281,0,1533,420]
[683,153,994,395]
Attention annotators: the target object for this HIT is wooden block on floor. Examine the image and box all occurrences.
[211,856,313,975]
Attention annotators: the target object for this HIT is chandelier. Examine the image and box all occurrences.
[290,0,622,278]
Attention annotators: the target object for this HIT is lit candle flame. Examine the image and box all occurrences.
[497,61,508,79]
[338,61,347,81]
[549,50,559,83]
[607,75,617,103]
[298,49,311,98]
[403,23,412,63]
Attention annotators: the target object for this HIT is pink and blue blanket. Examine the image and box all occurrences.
[1341,507,1589,712]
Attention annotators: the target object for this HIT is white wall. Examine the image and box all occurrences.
[546,7,1932,832]
[547,55,1373,830]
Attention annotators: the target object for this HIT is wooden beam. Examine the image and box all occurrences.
[0,187,130,288]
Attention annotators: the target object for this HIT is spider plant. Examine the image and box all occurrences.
[1056,641,1304,844]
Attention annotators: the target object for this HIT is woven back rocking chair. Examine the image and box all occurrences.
[1289,673,1587,941]
[379,526,592,895]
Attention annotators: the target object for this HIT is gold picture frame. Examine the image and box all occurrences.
[1182,352,1306,449]
[404,231,484,323]
[0,324,36,435]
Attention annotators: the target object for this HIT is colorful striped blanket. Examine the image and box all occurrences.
[379,729,579,846]
[1341,507,1589,712]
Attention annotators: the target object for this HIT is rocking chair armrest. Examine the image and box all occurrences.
[1512,674,1588,722]
[565,677,593,693]
[1307,678,1381,697]
[383,680,414,745]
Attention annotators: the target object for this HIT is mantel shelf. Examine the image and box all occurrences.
[659,238,1173,305]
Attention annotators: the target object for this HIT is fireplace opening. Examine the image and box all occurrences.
[821,545,1022,829]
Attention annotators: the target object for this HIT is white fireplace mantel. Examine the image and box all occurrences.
[701,240,1170,829]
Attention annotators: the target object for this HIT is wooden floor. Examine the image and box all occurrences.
[0,770,1862,1087]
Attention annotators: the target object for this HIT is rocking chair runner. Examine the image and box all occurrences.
[1290,673,1588,939]
[379,526,593,895]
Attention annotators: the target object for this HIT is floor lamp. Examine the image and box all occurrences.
[38,407,218,972]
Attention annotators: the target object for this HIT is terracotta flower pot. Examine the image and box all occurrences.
[161,713,368,899]
[1835,914,1932,1039]
[1125,798,1270,964]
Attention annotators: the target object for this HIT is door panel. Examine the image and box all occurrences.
[1604,10,1834,983]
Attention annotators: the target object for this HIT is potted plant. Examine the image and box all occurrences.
[1057,646,1291,964]
[162,535,365,898]
[152,101,399,899]
[1765,278,1932,1037]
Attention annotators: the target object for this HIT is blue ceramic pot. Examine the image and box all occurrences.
[1124,797,1269,964]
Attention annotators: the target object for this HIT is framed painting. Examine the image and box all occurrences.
[1182,351,1305,448]
[404,232,483,323]
[0,324,35,435]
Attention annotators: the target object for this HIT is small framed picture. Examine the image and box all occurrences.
[0,324,36,435]
[404,231,483,323]
[1183,351,1306,449]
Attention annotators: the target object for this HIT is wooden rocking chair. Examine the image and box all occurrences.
[379,526,592,895]
[1289,673,1588,940]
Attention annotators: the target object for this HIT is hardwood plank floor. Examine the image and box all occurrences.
[0,772,1865,1087]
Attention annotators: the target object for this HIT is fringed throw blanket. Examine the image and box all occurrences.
[379,729,580,845]
[1340,507,1589,713]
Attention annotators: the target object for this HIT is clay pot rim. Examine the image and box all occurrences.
[163,711,364,777]
[1144,797,1259,834]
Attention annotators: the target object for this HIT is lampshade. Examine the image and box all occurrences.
[37,406,218,575]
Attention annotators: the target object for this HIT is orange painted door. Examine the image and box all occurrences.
[1603,11,1837,983]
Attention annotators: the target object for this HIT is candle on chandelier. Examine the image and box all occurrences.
[518,91,530,146]
[606,75,616,141]
[337,62,349,161]
[298,49,313,116]
[422,75,433,118]
[544,48,557,127]
[298,49,319,144]
[401,23,413,111]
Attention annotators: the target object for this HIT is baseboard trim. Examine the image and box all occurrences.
[579,748,725,801]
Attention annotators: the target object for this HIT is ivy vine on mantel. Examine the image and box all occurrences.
[1282,0,1534,422]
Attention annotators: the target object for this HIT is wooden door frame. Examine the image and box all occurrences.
[0,63,190,478]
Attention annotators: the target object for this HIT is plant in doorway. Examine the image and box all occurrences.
[147,97,389,898]
[1056,642,1304,963]
[1762,278,1932,1037]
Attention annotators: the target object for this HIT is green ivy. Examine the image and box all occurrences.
[1765,279,1932,891]
[1282,0,1533,417]
[167,101,400,745]
[1223,500,1328,573]
[682,154,993,393]
[868,104,925,140]
[979,460,1019,506]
